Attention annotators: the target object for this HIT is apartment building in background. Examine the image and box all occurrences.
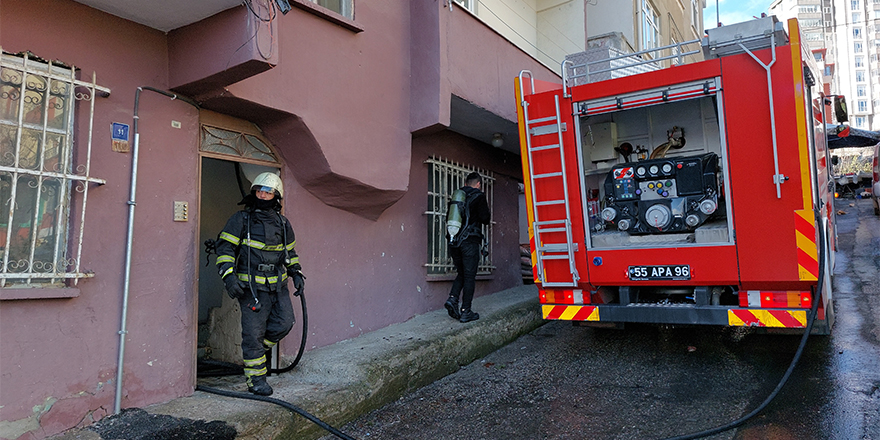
[772,0,880,129]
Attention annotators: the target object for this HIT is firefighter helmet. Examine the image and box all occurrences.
[251,172,284,198]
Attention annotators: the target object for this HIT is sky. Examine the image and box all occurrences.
[703,0,773,30]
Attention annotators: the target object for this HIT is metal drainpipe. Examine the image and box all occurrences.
[114,87,199,414]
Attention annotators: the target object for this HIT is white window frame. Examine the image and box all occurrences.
[0,52,109,289]
[640,0,661,52]
[425,157,494,277]
[858,85,867,96]
[453,0,476,13]
[856,55,865,67]
[855,116,867,126]
[857,70,866,81]
[858,100,868,111]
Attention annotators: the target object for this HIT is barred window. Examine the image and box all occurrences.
[425,157,494,277]
[0,52,109,288]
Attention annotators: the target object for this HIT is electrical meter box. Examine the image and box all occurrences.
[586,122,618,162]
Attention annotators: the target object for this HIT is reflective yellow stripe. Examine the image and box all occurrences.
[288,256,300,265]
[216,255,235,264]
[286,241,296,251]
[263,339,277,348]
[244,355,266,366]
[244,367,267,377]
[237,273,289,285]
[241,239,285,251]
[220,267,234,279]
[219,232,240,245]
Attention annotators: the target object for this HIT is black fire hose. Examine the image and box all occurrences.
[662,212,827,440]
[195,384,358,440]
[196,289,358,439]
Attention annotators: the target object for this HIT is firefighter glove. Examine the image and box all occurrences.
[224,275,245,299]
[290,269,305,293]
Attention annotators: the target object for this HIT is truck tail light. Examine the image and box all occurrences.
[539,289,585,305]
[741,290,812,308]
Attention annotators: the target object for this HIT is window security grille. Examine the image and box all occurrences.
[0,51,109,287]
[425,157,494,276]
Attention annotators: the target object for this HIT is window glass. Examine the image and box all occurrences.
[641,0,660,51]
[308,0,353,19]
[200,125,279,164]
[857,70,866,81]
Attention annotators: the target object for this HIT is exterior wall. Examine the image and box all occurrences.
[537,0,588,69]
[588,0,637,45]
[0,2,200,438]
[0,0,560,439]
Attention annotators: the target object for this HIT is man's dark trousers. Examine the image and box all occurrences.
[450,238,481,310]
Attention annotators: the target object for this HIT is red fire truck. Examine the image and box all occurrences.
[515,17,836,334]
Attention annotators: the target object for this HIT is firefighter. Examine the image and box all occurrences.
[215,171,305,396]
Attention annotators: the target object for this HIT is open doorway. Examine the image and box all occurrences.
[197,158,280,365]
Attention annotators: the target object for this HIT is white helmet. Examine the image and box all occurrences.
[251,172,284,198]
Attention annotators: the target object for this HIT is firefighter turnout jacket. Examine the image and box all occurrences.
[215,207,301,291]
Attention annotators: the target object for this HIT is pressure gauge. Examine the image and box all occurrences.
[601,207,617,222]
[636,166,647,177]
[644,204,672,229]
[649,165,659,175]
[661,163,673,174]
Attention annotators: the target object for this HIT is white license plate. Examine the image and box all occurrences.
[628,265,691,281]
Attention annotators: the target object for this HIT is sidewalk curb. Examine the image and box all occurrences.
[55,284,542,440]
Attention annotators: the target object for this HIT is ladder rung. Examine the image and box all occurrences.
[534,172,563,179]
[530,144,560,152]
[534,220,566,226]
[528,116,558,124]
[542,281,578,287]
[536,227,567,233]
[540,254,573,260]
[536,200,565,207]
[539,243,570,251]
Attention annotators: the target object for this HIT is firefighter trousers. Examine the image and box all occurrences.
[238,285,294,377]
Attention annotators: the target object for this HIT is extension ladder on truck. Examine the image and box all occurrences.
[518,71,579,287]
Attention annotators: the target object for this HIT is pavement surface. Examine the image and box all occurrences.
[49,284,543,440]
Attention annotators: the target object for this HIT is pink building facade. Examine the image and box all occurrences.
[0,1,562,438]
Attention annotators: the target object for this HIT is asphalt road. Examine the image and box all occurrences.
[321,197,880,440]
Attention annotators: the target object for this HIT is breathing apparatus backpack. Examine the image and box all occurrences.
[446,188,479,248]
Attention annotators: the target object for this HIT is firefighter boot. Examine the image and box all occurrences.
[444,296,461,320]
[247,374,273,396]
[459,308,479,323]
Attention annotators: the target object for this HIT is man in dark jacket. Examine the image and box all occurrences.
[215,172,304,396]
[445,171,491,323]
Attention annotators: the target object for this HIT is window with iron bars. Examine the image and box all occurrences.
[425,157,494,276]
[0,51,109,288]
